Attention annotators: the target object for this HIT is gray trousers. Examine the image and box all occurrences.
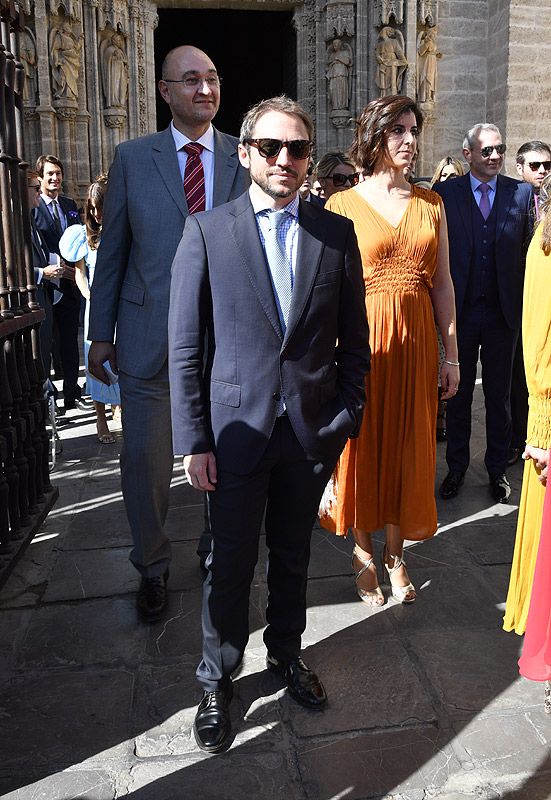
[119,364,174,577]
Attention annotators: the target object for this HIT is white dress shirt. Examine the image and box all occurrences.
[170,122,215,211]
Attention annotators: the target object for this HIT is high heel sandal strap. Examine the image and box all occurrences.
[352,550,374,581]
[383,552,406,575]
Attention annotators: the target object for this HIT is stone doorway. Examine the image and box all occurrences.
[154,8,297,137]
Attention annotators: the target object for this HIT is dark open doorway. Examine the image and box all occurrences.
[154,8,297,136]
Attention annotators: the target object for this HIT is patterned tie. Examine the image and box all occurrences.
[183,143,206,214]
[51,198,63,235]
[478,183,491,220]
[265,210,293,334]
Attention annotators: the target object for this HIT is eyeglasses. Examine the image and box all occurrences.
[479,144,506,158]
[324,172,360,188]
[243,138,313,160]
[528,161,551,172]
[163,75,221,89]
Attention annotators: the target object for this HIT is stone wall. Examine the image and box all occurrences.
[20,0,551,194]
[503,0,551,174]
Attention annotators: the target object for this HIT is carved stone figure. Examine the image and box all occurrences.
[100,31,129,108]
[49,19,82,102]
[375,26,408,96]
[417,27,441,102]
[326,38,352,111]
[20,28,38,104]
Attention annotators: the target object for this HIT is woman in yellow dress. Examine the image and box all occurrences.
[320,95,459,605]
[504,173,551,634]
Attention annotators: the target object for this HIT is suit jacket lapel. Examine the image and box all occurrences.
[152,127,188,217]
[213,128,239,207]
[495,174,515,241]
[283,199,324,348]
[37,197,56,234]
[227,193,282,340]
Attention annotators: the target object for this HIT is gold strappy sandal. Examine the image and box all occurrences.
[381,546,416,604]
[352,547,384,606]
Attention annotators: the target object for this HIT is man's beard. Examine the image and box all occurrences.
[252,168,301,199]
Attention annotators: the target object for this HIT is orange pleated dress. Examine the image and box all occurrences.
[320,184,440,539]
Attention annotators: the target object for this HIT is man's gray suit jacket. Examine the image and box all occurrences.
[168,191,371,475]
[88,126,249,378]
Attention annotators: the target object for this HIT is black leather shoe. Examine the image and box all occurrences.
[507,447,521,467]
[266,654,327,708]
[136,570,169,621]
[440,471,465,500]
[489,474,511,504]
[193,686,233,754]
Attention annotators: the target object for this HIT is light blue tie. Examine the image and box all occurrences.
[265,210,293,334]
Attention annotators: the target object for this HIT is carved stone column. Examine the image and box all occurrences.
[292,0,319,148]
[324,1,355,151]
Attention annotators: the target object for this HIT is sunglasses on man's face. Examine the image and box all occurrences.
[528,161,551,172]
[479,144,506,158]
[244,138,313,160]
[326,172,360,188]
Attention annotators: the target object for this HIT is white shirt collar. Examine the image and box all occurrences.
[249,188,300,219]
[170,121,215,153]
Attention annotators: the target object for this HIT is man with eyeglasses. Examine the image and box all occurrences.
[435,123,532,504]
[169,95,370,753]
[508,140,551,466]
[87,45,248,622]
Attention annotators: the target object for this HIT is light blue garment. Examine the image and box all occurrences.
[59,225,121,405]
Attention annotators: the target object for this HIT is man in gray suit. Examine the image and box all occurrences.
[88,45,248,621]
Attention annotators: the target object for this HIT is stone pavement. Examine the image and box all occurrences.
[0,386,550,800]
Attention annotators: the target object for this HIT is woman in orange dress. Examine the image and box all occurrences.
[320,96,459,604]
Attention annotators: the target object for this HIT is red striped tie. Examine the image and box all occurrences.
[183,142,206,214]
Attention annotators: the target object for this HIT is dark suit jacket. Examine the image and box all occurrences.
[88,125,249,378]
[32,194,80,302]
[434,173,532,329]
[31,219,48,273]
[168,191,371,474]
[32,194,79,255]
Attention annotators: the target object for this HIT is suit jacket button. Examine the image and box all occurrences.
[273,392,281,401]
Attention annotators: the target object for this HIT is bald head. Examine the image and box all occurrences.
[161,46,215,80]
[158,45,220,138]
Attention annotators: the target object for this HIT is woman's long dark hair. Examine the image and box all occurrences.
[85,174,108,251]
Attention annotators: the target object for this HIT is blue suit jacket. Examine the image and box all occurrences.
[32,194,79,256]
[433,173,532,329]
[88,125,249,378]
[168,191,371,474]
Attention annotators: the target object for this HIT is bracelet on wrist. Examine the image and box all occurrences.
[444,359,460,366]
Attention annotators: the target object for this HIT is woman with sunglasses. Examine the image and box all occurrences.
[320,95,458,606]
[313,152,359,201]
[430,156,465,188]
